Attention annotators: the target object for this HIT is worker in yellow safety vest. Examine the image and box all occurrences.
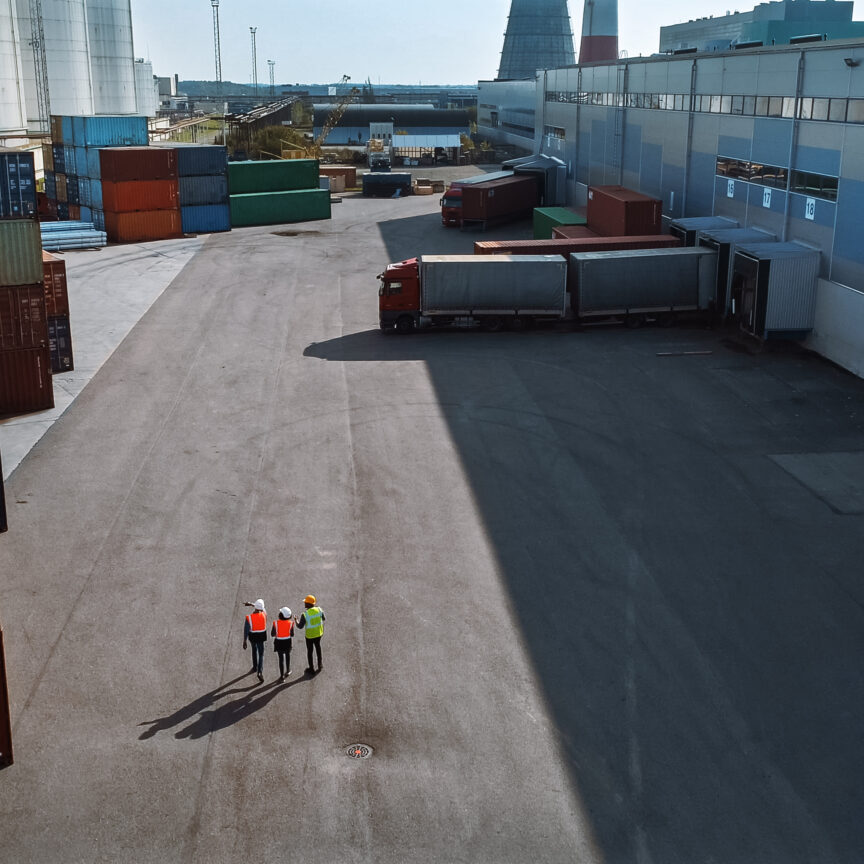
[243,598,268,682]
[295,594,325,675]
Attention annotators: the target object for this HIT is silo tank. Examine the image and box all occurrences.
[0,0,27,134]
[86,0,137,114]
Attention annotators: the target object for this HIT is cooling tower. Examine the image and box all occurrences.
[497,0,576,80]
[579,0,619,64]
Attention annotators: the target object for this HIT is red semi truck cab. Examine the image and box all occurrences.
[440,185,463,227]
[378,258,421,332]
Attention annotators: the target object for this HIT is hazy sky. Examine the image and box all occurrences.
[129,0,829,85]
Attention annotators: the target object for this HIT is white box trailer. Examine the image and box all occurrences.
[419,254,568,322]
[568,247,718,323]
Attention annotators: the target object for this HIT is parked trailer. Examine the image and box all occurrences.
[668,216,738,246]
[378,255,568,333]
[569,247,718,325]
[460,174,541,231]
[730,242,821,340]
[696,227,776,317]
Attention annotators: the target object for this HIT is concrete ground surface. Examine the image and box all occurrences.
[1,167,864,863]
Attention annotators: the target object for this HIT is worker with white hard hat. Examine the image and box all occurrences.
[243,598,268,683]
[271,606,295,681]
[295,594,325,675]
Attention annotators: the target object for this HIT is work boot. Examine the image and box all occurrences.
[257,671,264,682]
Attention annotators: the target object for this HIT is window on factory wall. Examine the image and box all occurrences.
[718,157,789,189]
[791,170,838,201]
[829,99,848,122]
[769,97,784,117]
[731,95,744,115]
[847,99,864,123]
[544,125,566,139]
[743,96,756,114]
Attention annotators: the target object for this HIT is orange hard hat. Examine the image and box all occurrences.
[304,594,316,605]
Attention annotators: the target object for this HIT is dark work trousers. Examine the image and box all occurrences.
[306,636,322,670]
[275,641,292,676]
[250,639,265,675]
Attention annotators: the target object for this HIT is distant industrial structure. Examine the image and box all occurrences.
[497,0,576,80]
[0,0,158,142]
[660,0,864,53]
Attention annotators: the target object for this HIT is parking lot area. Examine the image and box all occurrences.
[2,182,864,863]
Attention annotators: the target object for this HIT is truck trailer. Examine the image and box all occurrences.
[378,255,568,333]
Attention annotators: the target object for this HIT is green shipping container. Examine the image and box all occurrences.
[533,207,588,240]
[227,159,321,194]
[0,219,43,287]
[229,189,332,227]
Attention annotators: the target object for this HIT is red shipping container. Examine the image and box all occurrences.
[42,251,69,317]
[99,147,178,182]
[461,175,540,227]
[40,199,59,221]
[474,234,680,258]
[587,186,662,236]
[104,209,183,243]
[553,225,602,239]
[0,347,54,414]
[102,179,179,213]
[0,284,49,351]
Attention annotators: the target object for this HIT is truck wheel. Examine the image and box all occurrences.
[395,315,415,334]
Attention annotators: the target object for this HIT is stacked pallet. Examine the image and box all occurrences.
[1,149,53,414]
[228,159,331,227]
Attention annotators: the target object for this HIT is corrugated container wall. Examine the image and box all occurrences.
[227,159,320,194]
[0,150,37,219]
[178,175,228,207]
[86,0,137,114]
[104,209,181,242]
[101,179,178,212]
[229,189,331,227]
[461,175,540,223]
[47,314,73,372]
[42,251,69,317]
[71,115,148,147]
[0,347,54,412]
[533,207,587,240]
[0,220,43,286]
[99,147,177,182]
[586,186,662,236]
[163,144,228,177]
[180,204,231,234]
[0,284,49,350]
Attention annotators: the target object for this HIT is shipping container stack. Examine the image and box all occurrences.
[228,159,331,227]
[98,146,182,243]
[42,251,73,373]
[169,144,231,234]
[1,148,54,414]
[43,115,149,232]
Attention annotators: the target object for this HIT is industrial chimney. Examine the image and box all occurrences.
[579,0,619,63]
[497,0,576,80]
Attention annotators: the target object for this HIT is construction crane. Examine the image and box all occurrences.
[306,75,359,159]
[29,0,51,134]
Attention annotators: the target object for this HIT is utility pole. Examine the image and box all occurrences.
[211,0,222,99]
[268,60,275,99]
[250,27,258,96]
[28,0,51,134]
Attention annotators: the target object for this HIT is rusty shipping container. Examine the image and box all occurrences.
[460,175,540,229]
[552,225,602,239]
[104,210,183,243]
[0,219,43,286]
[101,180,179,213]
[474,234,681,258]
[99,147,178,182]
[0,284,49,351]
[42,251,69,317]
[587,186,662,236]
[55,173,68,203]
[0,347,54,413]
[47,314,74,373]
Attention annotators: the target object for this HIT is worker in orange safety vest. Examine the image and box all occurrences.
[271,607,295,680]
[243,598,268,682]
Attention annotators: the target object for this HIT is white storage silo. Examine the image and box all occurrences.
[15,0,95,128]
[0,0,27,135]
[133,58,158,117]
[86,0,137,114]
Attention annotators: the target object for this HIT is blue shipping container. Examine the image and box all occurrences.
[91,208,105,231]
[62,116,74,143]
[71,116,148,148]
[78,176,91,207]
[74,146,88,177]
[91,180,103,210]
[44,170,56,200]
[178,175,229,206]
[85,146,101,180]
[170,144,228,177]
[52,144,66,173]
[180,204,231,234]
[63,145,77,176]
[0,150,38,219]
[80,205,92,223]
[57,202,69,220]
[65,175,79,205]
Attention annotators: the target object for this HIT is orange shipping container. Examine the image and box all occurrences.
[101,179,179,213]
[42,251,69,317]
[104,210,183,243]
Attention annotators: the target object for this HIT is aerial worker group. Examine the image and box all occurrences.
[243,595,326,682]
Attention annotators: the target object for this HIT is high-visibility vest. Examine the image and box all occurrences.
[274,618,294,640]
[247,611,267,633]
[304,607,323,639]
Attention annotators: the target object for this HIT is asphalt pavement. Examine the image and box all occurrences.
[1,172,864,863]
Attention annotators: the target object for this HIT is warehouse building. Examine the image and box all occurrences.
[311,105,470,147]
[478,37,864,375]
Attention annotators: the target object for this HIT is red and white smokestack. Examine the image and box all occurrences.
[579,0,619,63]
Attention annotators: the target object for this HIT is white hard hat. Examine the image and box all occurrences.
[254,599,265,611]
[280,606,291,618]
